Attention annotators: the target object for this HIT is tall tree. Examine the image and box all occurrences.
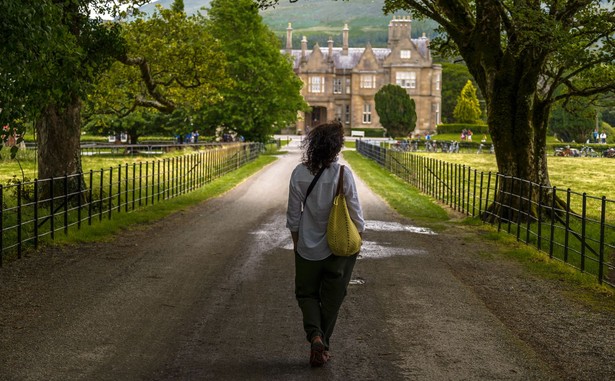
[206,0,308,142]
[258,0,615,219]
[374,84,417,138]
[85,3,230,143]
[0,0,147,186]
[441,62,482,124]
[453,80,481,124]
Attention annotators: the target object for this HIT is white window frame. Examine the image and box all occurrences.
[435,73,441,91]
[308,76,325,93]
[345,78,351,93]
[345,105,351,124]
[362,103,372,124]
[360,74,376,89]
[333,78,343,94]
[396,71,416,89]
[400,49,411,59]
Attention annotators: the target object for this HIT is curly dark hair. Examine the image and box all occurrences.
[302,121,345,174]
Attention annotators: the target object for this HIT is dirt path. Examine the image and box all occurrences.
[0,141,613,380]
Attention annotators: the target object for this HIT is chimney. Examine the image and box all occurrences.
[328,36,334,61]
[342,23,349,56]
[301,35,308,62]
[286,23,293,54]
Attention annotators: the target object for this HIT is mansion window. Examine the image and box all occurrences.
[335,105,343,121]
[396,71,416,89]
[362,103,372,124]
[433,103,441,125]
[400,50,411,59]
[360,75,376,89]
[309,76,325,93]
[333,78,343,94]
[435,73,441,91]
[345,105,351,124]
[345,78,351,93]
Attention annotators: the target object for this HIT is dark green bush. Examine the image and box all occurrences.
[437,123,488,135]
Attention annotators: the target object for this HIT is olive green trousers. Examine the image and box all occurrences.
[294,251,357,350]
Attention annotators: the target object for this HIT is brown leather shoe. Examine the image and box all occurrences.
[309,336,326,367]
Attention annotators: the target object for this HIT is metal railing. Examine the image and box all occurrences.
[0,142,262,266]
[357,140,614,287]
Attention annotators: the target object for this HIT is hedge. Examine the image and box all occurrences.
[351,128,387,138]
[436,123,489,134]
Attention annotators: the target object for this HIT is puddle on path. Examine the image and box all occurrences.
[366,220,436,235]
[358,240,428,259]
[349,278,365,285]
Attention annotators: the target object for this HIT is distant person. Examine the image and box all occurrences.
[192,130,199,143]
[286,121,364,367]
[600,131,607,144]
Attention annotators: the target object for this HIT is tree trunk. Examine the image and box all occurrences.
[472,53,566,222]
[35,97,86,200]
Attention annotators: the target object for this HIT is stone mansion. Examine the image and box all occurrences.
[284,16,442,135]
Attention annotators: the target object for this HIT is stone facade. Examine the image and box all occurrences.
[284,16,442,136]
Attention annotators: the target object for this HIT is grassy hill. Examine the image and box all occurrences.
[138,0,437,48]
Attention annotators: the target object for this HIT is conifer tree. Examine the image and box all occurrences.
[453,80,481,124]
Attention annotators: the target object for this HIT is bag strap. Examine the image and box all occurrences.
[335,165,345,196]
[302,166,325,211]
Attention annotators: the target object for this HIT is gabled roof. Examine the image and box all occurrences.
[285,38,430,71]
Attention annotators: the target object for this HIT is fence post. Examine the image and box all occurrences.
[564,189,571,262]
[139,162,143,207]
[108,167,113,220]
[549,187,557,259]
[485,172,492,219]
[88,170,93,225]
[581,193,587,272]
[17,182,22,258]
[63,174,69,235]
[537,184,543,251]
[125,163,129,213]
[525,182,533,244]
[99,169,103,222]
[145,161,149,206]
[479,172,484,218]
[599,196,606,284]
[77,172,83,229]
[497,175,504,232]
[34,180,39,247]
[0,185,3,267]
[50,176,55,240]
[516,180,523,241]
[472,169,477,217]
[117,164,122,214]
[157,160,161,203]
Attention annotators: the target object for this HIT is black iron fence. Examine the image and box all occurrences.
[0,142,262,266]
[357,140,615,287]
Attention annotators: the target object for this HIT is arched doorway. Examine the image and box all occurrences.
[304,106,328,133]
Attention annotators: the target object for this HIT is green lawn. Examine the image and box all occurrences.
[415,152,615,200]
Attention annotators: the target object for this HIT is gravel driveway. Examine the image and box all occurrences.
[0,140,613,380]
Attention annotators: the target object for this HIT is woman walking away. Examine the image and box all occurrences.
[286,121,365,367]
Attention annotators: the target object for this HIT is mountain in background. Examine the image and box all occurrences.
[138,0,437,48]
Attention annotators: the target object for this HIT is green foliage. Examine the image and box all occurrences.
[85,4,230,142]
[453,80,481,123]
[351,128,386,138]
[440,62,483,123]
[549,99,597,143]
[374,84,417,138]
[205,0,308,142]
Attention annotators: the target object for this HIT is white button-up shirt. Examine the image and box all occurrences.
[286,162,365,261]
